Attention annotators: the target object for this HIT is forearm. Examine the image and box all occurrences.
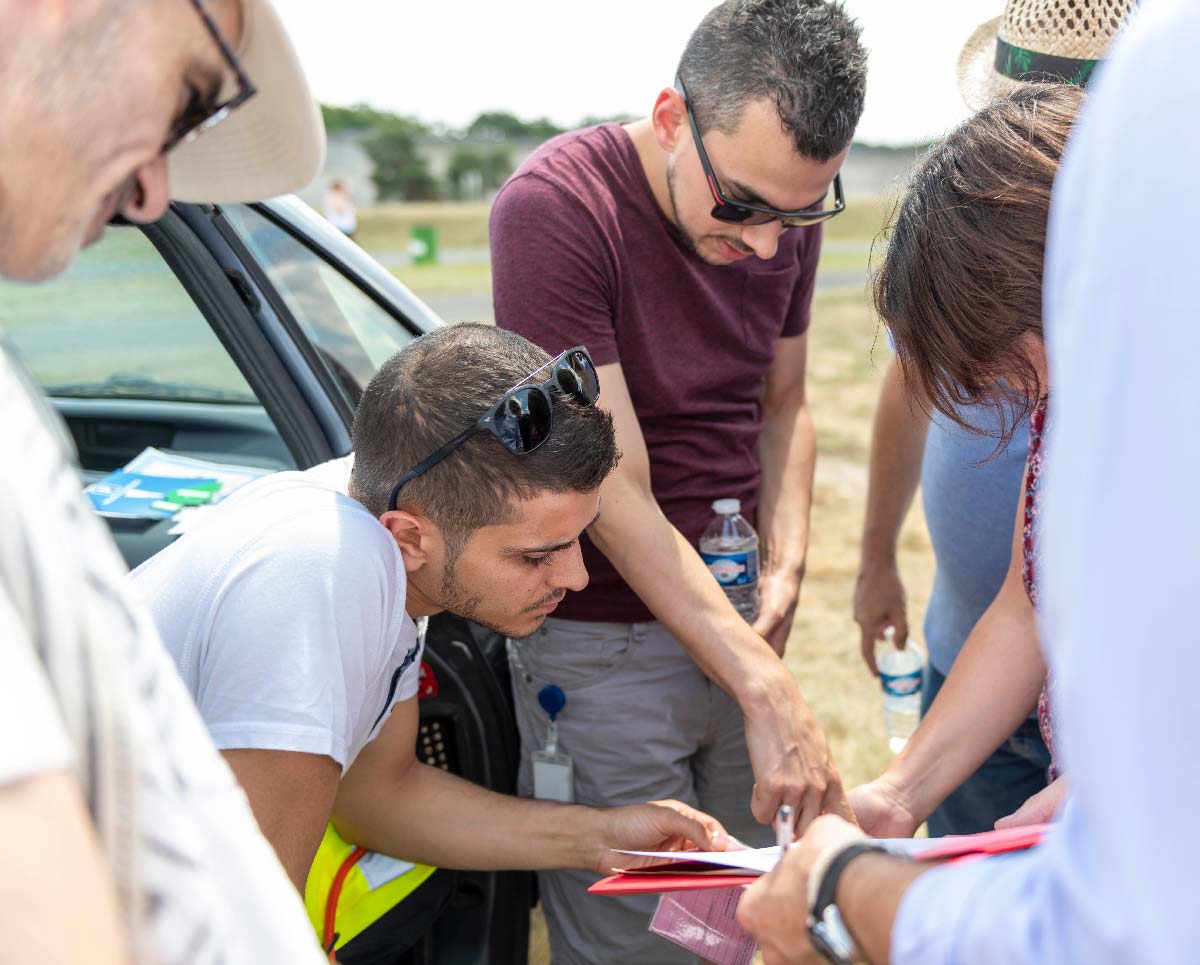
[860,359,929,562]
[757,400,816,580]
[332,761,605,872]
[884,599,1045,822]
[838,852,936,964]
[587,475,789,701]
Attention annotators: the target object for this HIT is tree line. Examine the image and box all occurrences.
[321,104,635,201]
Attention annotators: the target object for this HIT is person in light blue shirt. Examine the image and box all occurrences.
[738,2,1200,959]
[855,357,1048,836]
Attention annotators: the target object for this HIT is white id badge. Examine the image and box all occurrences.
[532,719,574,802]
[532,748,575,803]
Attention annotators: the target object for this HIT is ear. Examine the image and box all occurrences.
[650,87,687,153]
[379,508,436,574]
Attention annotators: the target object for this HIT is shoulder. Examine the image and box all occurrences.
[143,477,403,616]
[493,125,631,228]
[234,495,402,590]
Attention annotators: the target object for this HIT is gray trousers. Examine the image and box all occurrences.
[508,618,771,965]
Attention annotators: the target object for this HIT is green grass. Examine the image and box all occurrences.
[355,202,493,252]
[791,287,932,788]
[390,261,493,295]
[826,194,897,245]
[0,228,254,395]
[818,249,873,275]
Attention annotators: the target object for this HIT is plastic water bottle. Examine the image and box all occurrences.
[699,498,760,623]
[877,626,924,754]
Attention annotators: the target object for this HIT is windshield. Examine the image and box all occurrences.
[221,204,417,407]
[0,228,258,404]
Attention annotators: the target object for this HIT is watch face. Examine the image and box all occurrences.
[809,911,856,964]
[809,923,843,962]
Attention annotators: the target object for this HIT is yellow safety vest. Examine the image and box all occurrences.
[305,823,437,958]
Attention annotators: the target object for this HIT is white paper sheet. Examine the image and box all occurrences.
[616,836,936,875]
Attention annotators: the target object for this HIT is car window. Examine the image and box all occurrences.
[0,228,257,404]
[221,204,415,406]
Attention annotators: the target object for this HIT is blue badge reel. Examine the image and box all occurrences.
[532,685,574,803]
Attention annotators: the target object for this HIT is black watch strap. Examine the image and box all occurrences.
[812,842,885,918]
[807,842,886,964]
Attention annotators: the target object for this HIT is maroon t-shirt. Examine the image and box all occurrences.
[490,123,821,623]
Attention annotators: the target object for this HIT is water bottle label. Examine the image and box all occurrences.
[700,550,759,587]
[880,668,922,697]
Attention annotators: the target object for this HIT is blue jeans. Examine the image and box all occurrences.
[922,663,1052,837]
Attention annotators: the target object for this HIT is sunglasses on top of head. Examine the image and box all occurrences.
[162,0,258,154]
[388,346,601,509]
[675,74,845,229]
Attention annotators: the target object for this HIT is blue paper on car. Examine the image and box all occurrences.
[84,447,272,519]
[86,471,222,519]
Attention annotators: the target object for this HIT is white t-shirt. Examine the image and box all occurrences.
[0,344,324,963]
[133,456,421,771]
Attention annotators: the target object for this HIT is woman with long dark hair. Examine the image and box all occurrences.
[851,84,1082,835]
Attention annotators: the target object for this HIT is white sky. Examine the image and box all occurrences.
[276,1,1001,145]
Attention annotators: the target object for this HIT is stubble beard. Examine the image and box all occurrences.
[436,559,523,638]
[664,155,705,262]
[437,561,563,639]
[665,156,749,268]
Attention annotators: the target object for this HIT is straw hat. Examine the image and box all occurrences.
[956,0,1138,111]
[170,0,325,204]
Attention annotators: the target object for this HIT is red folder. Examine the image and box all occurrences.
[913,823,1048,861]
[588,823,1050,897]
[590,870,760,896]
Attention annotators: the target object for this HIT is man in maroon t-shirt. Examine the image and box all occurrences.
[490,2,867,960]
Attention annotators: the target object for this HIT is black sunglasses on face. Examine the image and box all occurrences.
[388,346,601,509]
[163,0,258,154]
[675,74,845,229]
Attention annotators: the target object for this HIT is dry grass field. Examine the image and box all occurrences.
[359,198,936,964]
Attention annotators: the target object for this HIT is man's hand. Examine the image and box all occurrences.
[753,568,803,656]
[738,814,867,965]
[847,778,920,839]
[744,667,853,829]
[853,558,908,675]
[594,800,729,874]
[995,776,1068,829]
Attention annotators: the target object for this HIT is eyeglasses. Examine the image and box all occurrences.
[675,74,845,228]
[163,0,258,154]
[388,346,601,508]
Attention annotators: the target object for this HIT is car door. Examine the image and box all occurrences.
[0,202,531,965]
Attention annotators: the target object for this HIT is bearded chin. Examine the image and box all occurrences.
[664,156,725,266]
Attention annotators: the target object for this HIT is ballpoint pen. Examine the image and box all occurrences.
[775,803,795,854]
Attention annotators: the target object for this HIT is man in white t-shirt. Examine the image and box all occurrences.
[134,322,727,902]
[0,0,330,961]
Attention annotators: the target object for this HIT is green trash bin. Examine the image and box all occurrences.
[409,225,438,266]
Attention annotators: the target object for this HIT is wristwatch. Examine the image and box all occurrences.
[807,842,885,964]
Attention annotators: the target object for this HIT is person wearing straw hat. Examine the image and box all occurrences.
[957,0,1135,110]
[0,1,328,960]
[852,0,1136,840]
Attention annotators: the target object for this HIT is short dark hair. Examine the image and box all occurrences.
[874,85,1083,443]
[678,0,867,163]
[351,323,619,557]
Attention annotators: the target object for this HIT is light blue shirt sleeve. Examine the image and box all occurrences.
[892,1,1200,960]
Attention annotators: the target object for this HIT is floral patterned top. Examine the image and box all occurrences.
[1022,397,1058,779]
